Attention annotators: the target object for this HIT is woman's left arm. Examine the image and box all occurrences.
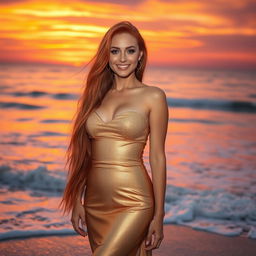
[145,87,169,250]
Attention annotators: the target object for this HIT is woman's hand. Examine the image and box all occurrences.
[70,201,87,237]
[145,216,164,250]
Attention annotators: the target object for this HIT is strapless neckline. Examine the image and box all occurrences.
[93,110,148,125]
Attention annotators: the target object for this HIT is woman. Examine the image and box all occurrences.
[59,21,168,255]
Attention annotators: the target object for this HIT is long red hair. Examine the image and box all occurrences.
[59,21,148,215]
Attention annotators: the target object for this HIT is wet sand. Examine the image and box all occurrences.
[0,224,255,256]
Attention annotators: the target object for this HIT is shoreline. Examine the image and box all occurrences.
[1,224,255,256]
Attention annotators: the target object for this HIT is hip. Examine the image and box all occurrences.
[84,164,154,209]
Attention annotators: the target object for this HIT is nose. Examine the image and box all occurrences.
[120,51,127,62]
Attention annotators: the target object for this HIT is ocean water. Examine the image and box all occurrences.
[0,63,256,241]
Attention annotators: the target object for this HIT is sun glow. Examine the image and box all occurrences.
[0,0,255,69]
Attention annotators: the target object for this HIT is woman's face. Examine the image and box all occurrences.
[109,32,143,78]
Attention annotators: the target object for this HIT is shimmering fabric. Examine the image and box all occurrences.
[84,110,155,256]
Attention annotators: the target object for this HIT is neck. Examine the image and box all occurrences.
[113,73,139,91]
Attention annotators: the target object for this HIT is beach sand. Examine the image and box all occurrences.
[0,224,255,256]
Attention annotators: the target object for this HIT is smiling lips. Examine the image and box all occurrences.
[116,64,130,70]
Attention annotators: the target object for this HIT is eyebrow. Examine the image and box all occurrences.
[110,46,136,49]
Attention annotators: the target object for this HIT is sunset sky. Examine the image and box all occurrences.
[0,0,255,69]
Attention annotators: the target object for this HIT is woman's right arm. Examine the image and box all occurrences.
[76,183,86,204]
[71,184,88,237]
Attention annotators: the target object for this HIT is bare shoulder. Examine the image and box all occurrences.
[141,84,167,109]
[142,84,166,97]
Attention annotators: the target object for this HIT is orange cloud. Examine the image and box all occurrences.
[0,0,255,69]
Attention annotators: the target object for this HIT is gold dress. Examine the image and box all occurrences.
[84,110,155,256]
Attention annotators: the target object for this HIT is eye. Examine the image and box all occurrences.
[128,49,136,54]
[110,49,119,54]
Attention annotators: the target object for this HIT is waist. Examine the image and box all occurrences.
[91,138,146,164]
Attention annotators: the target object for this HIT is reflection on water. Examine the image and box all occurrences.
[0,64,256,240]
